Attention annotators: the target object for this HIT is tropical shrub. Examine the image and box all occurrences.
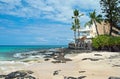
[92,35,120,51]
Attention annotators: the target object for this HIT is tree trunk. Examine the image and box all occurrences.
[108,1,113,36]
[74,31,77,49]
[78,29,80,38]
[93,20,99,36]
[78,31,80,38]
[109,22,113,36]
[103,25,106,34]
[74,31,76,42]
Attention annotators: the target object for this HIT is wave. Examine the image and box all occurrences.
[13,51,43,59]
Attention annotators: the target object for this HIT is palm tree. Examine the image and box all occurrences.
[85,10,103,36]
[71,22,77,49]
[72,9,84,38]
[71,22,76,42]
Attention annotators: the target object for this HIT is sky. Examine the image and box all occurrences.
[0,0,101,45]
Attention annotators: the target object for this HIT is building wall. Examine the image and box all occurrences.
[90,22,120,37]
[97,22,110,35]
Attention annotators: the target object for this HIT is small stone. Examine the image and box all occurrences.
[108,76,120,79]
[44,58,50,61]
[78,76,86,79]
[51,60,61,63]
[82,58,100,61]
[112,64,120,67]
[25,75,36,79]
[94,54,102,56]
[79,71,86,73]
[67,76,77,79]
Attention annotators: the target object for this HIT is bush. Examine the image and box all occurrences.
[92,35,120,51]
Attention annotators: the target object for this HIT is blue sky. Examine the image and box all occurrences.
[0,0,101,45]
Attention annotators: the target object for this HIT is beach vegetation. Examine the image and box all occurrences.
[92,35,120,51]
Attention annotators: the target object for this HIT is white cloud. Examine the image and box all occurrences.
[0,23,73,44]
[0,0,101,24]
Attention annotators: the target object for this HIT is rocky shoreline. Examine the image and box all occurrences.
[13,48,92,60]
[0,49,120,79]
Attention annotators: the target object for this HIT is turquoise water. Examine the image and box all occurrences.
[0,45,67,61]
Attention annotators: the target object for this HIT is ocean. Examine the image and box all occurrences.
[0,45,67,61]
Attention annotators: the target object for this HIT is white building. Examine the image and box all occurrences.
[78,24,97,39]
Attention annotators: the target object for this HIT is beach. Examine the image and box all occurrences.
[0,51,120,79]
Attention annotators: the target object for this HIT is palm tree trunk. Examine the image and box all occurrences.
[74,31,76,42]
[74,31,77,49]
[78,30,80,38]
[78,30,79,38]
[93,20,99,36]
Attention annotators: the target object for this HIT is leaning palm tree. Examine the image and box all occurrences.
[85,10,103,36]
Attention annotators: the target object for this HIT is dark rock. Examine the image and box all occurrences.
[112,64,120,67]
[90,59,99,61]
[78,76,86,79]
[65,58,72,61]
[53,70,61,75]
[82,58,100,61]
[5,71,27,79]
[94,54,102,56]
[5,70,35,79]
[51,60,61,63]
[16,77,25,79]
[44,58,50,61]
[82,58,90,60]
[64,76,67,79]
[25,75,36,79]
[79,71,86,73]
[64,76,86,79]
[44,55,52,58]
[67,76,77,79]
[0,75,7,78]
[38,50,47,53]
[53,52,72,63]
[108,76,120,79]
[26,70,34,74]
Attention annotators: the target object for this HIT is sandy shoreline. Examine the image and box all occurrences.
[0,51,120,79]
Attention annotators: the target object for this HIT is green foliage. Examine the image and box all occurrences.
[85,10,103,36]
[100,0,120,35]
[71,22,76,31]
[92,35,120,49]
[72,9,83,39]
[74,9,79,16]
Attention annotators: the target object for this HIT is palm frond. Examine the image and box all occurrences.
[79,14,84,17]
[84,21,92,27]
[74,9,79,16]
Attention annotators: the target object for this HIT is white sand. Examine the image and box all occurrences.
[0,51,120,79]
